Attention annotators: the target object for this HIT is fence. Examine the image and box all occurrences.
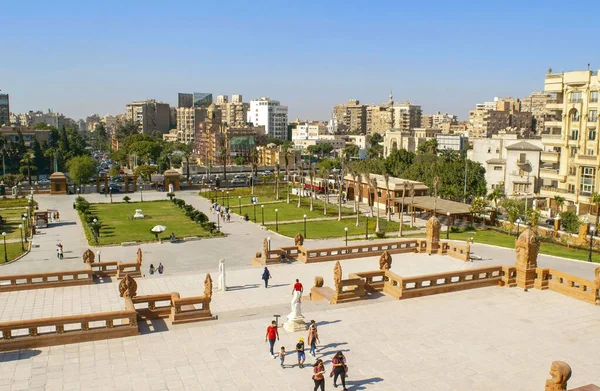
[297,240,425,263]
[0,269,93,292]
[131,294,176,320]
[170,293,213,324]
[0,310,138,351]
[534,268,599,305]
[348,270,387,293]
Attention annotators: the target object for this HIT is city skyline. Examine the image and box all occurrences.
[3,0,600,121]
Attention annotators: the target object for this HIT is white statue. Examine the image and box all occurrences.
[284,290,307,332]
[133,209,144,219]
[218,259,226,292]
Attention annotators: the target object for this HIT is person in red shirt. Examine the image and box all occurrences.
[292,279,303,295]
[265,320,279,358]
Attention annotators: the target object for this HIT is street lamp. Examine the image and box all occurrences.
[22,216,27,242]
[267,236,271,251]
[588,224,595,262]
[261,205,265,225]
[2,232,6,263]
[516,218,522,237]
[275,208,279,231]
[23,213,28,236]
[137,178,143,202]
[238,196,242,214]
[365,215,369,240]
[345,227,348,247]
[303,214,307,238]
[227,191,230,208]
[19,224,23,250]
[253,201,257,223]
[446,212,451,240]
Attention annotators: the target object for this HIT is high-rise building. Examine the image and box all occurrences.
[391,101,422,131]
[248,97,288,140]
[539,69,600,216]
[468,97,532,138]
[521,92,554,134]
[178,93,193,108]
[216,94,249,127]
[193,93,213,108]
[366,105,393,134]
[30,110,64,129]
[0,94,10,127]
[176,107,208,143]
[125,100,170,135]
[333,99,367,134]
[216,95,229,104]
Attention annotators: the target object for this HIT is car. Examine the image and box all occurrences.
[37,179,50,185]
[546,218,555,225]
[100,184,121,194]
[231,178,246,184]
[261,170,272,176]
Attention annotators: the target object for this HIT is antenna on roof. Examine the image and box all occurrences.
[588,63,590,70]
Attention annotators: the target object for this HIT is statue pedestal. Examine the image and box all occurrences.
[284,316,308,332]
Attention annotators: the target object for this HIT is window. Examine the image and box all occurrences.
[581,167,596,194]
[589,110,598,122]
[571,92,583,103]
[569,166,577,176]
[571,129,579,140]
[519,153,526,163]
[591,91,599,103]
[587,149,595,156]
[589,128,597,141]
[572,110,580,122]
[568,184,576,193]
[570,147,578,157]
[494,166,503,171]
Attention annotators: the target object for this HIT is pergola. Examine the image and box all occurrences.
[389,195,473,222]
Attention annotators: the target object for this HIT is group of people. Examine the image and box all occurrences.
[209,202,231,223]
[148,263,164,275]
[265,316,348,391]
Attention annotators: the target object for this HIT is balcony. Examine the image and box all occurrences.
[546,102,563,110]
[569,98,583,104]
[574,154,600,166]
[541,133,564,146]
[540,151,560,163]
[539,168,566,182]
[540,186,576,200]
[545,120,562,128]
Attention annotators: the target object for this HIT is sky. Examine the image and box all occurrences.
[3,0,600,122]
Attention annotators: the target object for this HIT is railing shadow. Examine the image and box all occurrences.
[0,349,41,362]
[227,284,260,291]
[138,319,169,335]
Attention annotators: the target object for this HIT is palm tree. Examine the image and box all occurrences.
[250,148,259,195]
[554,195,566,214]
[320,167,331,216]
[383,173,391,222]
[296,166,303,208]
[20,152,35,185]
[371,175,380,233]
[362,172,372,218]
[487,188,503,223]
[308,164,316,211]
[350,166,361,226]
[337,164,347,222]
[274,163,280,200]
[591,192,600,227]
[409,183,415,228]
[399,182,407,237]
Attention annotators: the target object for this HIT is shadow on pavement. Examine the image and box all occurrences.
[0,349,41,362]
[317,320,341,327]
[138,319,169,335]
[346,377,384,389]
[227,284,260,291]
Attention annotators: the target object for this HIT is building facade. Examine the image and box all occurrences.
[0,94,9,127]
[539,69,600,216]
[178,93,193,108]
[333,100,367,134]
[366,105,393,134]
[125,100,170,135]
[247,97,288,140]
[0,126,51,146]
[391,101,422,132]
[217,94,248,127]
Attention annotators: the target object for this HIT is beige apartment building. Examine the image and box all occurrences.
[366,105,393,134]
[391,101,422,131]
[539,69,600,216]
[468,97,532,138]
[217,94,248,127]
[521,91,554,134]
[333,99,366,133]
[125,100,170,135]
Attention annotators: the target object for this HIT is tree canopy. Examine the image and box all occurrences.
[66,155,97,186]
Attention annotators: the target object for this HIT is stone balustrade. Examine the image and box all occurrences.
[534,268,599,305]
[0,269,93,292]
[116,262,142,278]
[131,293,176,319]
[297,239,425,263]
[0,310,138,351]
[170,293,213,324]
[331,278,366,304]
[384,266,503,300]
[89,261,120,277]
[500,266,517,287]
[348,270,388,293]
[441,242,470,261]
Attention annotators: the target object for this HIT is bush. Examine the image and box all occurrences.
[123,196,131,203]
[167,192,175,201]
[375,231,386,239]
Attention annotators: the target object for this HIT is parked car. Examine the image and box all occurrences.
[37,179,50,185]
[100,184,121,194]
[546,218,555,226]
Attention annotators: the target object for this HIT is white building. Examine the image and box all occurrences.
[436,134,467,151]
[247,97,288,140]
[291,122,328,141]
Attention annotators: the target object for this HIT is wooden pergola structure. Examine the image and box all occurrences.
[389,195,473,224]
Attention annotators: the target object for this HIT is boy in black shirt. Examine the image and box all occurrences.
[296,337,305,368]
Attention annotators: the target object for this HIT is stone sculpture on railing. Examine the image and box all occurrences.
[515,228,539,290]
[379,250,392,270]
[204,273,213,298]
[545,361,571,391]
[263,238,269,258]
[136,248,142,265]
[333,261,342,294]
[426,215,441,255]
[294,233,304,246]
[314,276,324,288]
[83,249,95,264]
[119,275,138,298]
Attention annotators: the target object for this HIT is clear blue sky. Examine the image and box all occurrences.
[3,0,599,121]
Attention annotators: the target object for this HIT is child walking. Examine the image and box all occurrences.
[279,346,286,368]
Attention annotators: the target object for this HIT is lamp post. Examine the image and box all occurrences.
[238,196,242,214]
[345,227,348,246]
[22,216,27,242]
[137,178,143,202]
[516,218,522,237]
[365,216,369,240]
[23,213,28,236]
[19,224,23,250]
[275,208,279,231]
[588,224,595,262]
[226,191,230,208]
[446,212,451,240]
[2,232,6,263]
[267,236,271,251]
[261,205,265,225]
[253,201,257,223]
[93,218,99,243]
[303,214,307,238]
[217,210,220,232]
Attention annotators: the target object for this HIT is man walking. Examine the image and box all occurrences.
[262,267,271,288]
[265,320,279,358]
[296,337,306,368]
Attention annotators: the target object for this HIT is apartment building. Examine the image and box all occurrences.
[366,105,393,134]
[125,100,170,135]
[291,121,328,141]
[422,111,458,129]
[247,97,288,140]
[383,128,437,156]
[468,97,532,138]
[436,134,467,151]
[0,126,51,146]
[217,94,248,127]
[391,101,422,131]
[333,99,367,133]
[539,69,600,216]
[0,94,9,126]
[521,91,555,134]
[176,107,207,143]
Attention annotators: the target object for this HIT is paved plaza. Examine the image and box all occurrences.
[0,190,599,390]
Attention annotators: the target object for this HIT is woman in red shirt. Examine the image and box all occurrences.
[312,358,326,391]
[264,320,279,357]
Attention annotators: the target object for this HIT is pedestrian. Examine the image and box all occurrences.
[56,212,60,221]
[279,346,286,368]
[149,264,155,275]
[313,358,326,391]
[157,263,164,275]
[265,320,279,358]
[96,250,101,263]
[226,213,230,223]
[331,351,348,390]
[307,320,320,357]
[262,267,271,288]
[296,337,306,368]
[292,278,303,295]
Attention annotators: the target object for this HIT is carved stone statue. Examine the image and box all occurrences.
[379,250,392,270]
[426,215,441,254]
[545,361,571,391]
[594,266,600,289]
[284,279,308,332]
[136,248,142,265]
[333,261,342,294]
[118,274,137,298]
[515,228,540,290]
[204,273,213,298]
[82,249,95,264]
[294,233,304,246]
[263,238,269,257]
[314,276,324,288]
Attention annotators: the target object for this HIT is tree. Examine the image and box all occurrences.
[109,165,121,177]
[399,182,407,237]
[560,211,581,234]
[308,165,316,211]
[501,198,524,234]
[234,156,245,165]
[320,166,331,215]
[371,175,380,232]
[554,195,566,213]
[115,120,140,141]
[342,145,359,160]
[348,164,360,226]
[470,197,489,225]
[487,188,504,215]
[274,163,280,201]
[383,173,391,222]
[19,152,36,185]
[417,139,438,155]
[92,122,108,151]
[134,164,158,182]
[526,209,541,230]
[66,156,97,188]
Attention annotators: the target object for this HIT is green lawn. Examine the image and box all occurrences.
[0,198,33,208]
[0,207,30,241]
[268,216,416,239]
[236,199,354,223]
[433,229,600,263]
[0,242,28,264]
[88,201,217,245]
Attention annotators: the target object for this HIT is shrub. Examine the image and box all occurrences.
[167,192,175,201]
[375,231,386,239]
[123,196,131,203]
